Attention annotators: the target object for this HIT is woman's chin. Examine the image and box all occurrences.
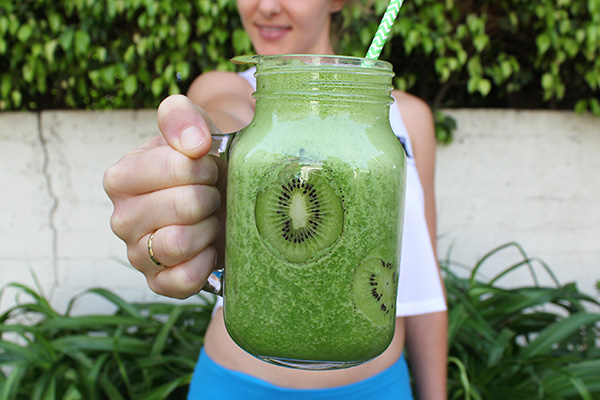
[253,46,291,56]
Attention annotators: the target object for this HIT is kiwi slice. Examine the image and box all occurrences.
[255,163,344,263]
[352,257,397,326]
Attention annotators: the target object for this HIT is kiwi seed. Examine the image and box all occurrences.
[352,257,397,326]
[255,163,344,263]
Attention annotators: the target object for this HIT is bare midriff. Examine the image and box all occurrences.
[204,308,406,389]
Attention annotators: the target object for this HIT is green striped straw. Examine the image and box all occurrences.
[365,0,404,59]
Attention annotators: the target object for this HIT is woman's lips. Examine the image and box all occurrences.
[255,24,291,41]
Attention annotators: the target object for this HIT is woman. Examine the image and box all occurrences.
[103,1,447,398]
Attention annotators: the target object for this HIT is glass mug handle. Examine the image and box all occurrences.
[200,131,237,297]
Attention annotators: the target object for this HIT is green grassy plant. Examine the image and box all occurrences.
[1,243,598,399]
[0,285,214,400]
[443,242,600,400]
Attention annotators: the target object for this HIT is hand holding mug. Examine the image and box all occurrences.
[103,95,226,299]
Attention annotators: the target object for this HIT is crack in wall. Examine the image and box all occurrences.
[38,112,59,288]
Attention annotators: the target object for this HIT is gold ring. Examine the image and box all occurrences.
[148,232,167,268]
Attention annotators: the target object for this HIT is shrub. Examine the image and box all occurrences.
[0,0,252,110]
[0,285,213,399]
[1,244,599,399]
[1,0,599,117]
[442,243,600,399]
[342,0,600,115]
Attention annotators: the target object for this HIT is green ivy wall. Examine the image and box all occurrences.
[1,0,599,115]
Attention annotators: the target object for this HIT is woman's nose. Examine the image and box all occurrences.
[257,0,283,17]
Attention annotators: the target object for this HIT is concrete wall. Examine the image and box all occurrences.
[436,110,599,303]
[1,109,598,314]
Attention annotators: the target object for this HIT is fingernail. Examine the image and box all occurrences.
[180,126,205,150]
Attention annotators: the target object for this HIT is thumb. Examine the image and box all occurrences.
[157,94,221,159]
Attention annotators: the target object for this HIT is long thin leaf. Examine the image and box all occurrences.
[40,315,149,331]
[489,256,561,288]
[51,335,152,356]
[66,350,108,400]
[0,283,59,320]
[0,339,43,364]
[31,361,64,400]
[150,306,184,357]
[65,288,143,319]
[112,328,134,394]
[470,242,533,285]
[447,303,469,347]
[1,364,27,400]
[448,356,482,400]
[98,368,126,400]
[543,359,600,395]
[521,313,600,358]
[132,373,191,400]
[486,328,515,367]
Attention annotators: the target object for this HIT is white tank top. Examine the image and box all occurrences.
[214,68,446,317]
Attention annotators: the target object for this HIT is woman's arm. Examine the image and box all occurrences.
[187,70,255,133]
[394,90,448,400]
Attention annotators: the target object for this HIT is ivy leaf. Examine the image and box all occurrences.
[124,45,136,64]
[422,36,434,55]
[574,99,588,114]
[584,71,598,90]
[95,46,107,63]
[473,34,489,52]
[541,72,554,91]
[198,0,211,14]
[168,82,180,95]
[0,15,8,35]
[477,78,492,96]
[536,32,552,55]
[1,74,12,98]
[434,57,451,82]
[151,77,163,97]
[466,14,484,35]
[22,62,34,83]
[175,61,190,81]
[74,30,91,56]
[500,60,513,80]
[176,15,191,47]
[589,0,600,14]
[44,40,58,63]
[59,28,74,51]
[467,76,480,93]
[48,13,63,34]
[232,29,251,54]
[589,97,600,115]
[123,75,137,96]
[563,38,579,58]
[17,24,32,43]
[11,90,22,108]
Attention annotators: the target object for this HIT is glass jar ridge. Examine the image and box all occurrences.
[238,54,395,104]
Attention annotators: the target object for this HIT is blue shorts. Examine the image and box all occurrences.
[187,347,414,400]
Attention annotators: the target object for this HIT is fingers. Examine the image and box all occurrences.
[149,246,218,299]
[157,94,220,159]
[104,94,228,300]
[137,217,220,268]
[126,219,221,299]
[110,184,221,243]
[104,146,219,196]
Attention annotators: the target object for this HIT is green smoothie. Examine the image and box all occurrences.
[223,56,406,369]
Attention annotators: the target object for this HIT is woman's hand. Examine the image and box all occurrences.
[103,95,226,299]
